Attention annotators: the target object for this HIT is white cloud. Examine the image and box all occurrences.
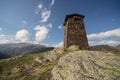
[34,1,54,43]
[38,3,43,9]
[35,3,42,14]
[36,1,53,23]
[53,41,63,47]
[0,28,2,31]
[47,23,52,29]
[34,25,49,42]
[88,28,120,46]
[0,29,31,44]
[50,0,55,6]
[15,29,30,42]
[41,8,51,23]
[88,39,120,46]
[34,1,54,44]
[97,40,120,46]
[58,24,63,29]
[88,28,120,40]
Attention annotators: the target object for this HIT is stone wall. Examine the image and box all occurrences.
[64,14,89,49]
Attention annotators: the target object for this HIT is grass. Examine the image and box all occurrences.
[0,52,44,79]
[1,47,119,80]
[0,49,64,80]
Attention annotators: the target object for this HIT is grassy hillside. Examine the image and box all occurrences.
[0,48,65,80]
[0,47,120,80]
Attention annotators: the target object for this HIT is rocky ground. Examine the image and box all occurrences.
[51,50,120,80]
[0,46,120,80]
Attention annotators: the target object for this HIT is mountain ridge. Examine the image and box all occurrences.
[0,43,120,59]
[90,45,120,54]
[0,43,54,59]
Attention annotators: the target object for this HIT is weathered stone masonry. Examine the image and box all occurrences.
[64,14,89,49]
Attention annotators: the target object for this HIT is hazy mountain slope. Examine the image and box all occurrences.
[0,43,54,59]
[0,52,10,59]
[117,45,120,49]
[0,47,120,80]
[90,45,120,54]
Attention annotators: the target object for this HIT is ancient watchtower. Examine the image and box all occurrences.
[64,14,89,49]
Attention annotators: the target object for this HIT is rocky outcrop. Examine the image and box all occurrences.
[0,47,120,80]
[67,45,79,51]
[44,48,64,62]
[51,50,120,80]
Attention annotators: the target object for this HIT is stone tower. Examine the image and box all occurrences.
[64,14,89,49]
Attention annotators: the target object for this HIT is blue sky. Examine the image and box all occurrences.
[0,0,120,46]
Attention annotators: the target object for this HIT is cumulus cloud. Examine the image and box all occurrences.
[88,28,120,40]
[0,29,31,44]
[15,29,30,42]
[50,0,55,6]
[97,40,120,46]
[88,39,120,46]
[53,41,63,47]
[88,28,120,46]
[34,25,49,43]
[34,1,55,43]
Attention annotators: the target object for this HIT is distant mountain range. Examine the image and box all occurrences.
[117,45,120,48]
[90,45,120,53]
[0,43,119,59]
[0,43,54,59]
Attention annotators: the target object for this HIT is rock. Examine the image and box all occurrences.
[44,48,64,62]
[35,57,42,64]
[44,54,57,62]
[67,45,79,51]
[1,45,120,80]
[51,51,120,80]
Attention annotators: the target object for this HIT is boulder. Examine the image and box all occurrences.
[51,51,120,80]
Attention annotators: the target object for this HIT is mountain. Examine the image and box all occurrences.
[90,45,120,54]
[117,45,120,49]
[0,43,54,59]
[0,52,10,59]
[0,46,120,80]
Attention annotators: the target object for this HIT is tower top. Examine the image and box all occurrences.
[64,14,85,26]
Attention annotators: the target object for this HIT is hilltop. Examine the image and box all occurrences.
[0,46,120,80]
